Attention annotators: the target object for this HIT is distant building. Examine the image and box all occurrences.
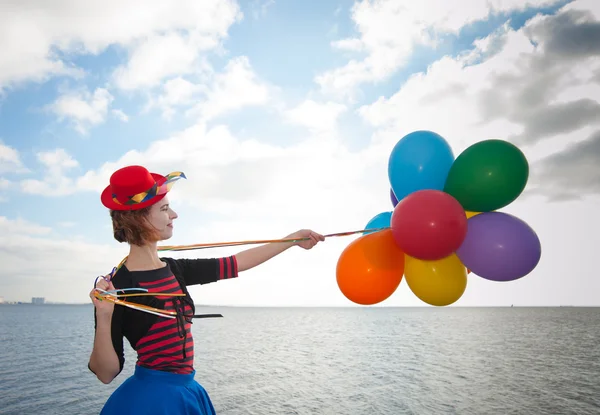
[32,297,45,305]
[0,296,4,304]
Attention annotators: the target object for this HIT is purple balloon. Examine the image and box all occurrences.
[390,189,398,207]
[456,212,541,282]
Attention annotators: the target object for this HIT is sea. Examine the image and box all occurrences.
[0,305,599,415]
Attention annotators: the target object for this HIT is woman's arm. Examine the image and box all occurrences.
[88,311,121,384]
[88,280,122,384]
[235,229,324,272]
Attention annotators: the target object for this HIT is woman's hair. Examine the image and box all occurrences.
[110,207,160,246]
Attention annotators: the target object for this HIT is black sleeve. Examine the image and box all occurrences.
[166,256,239,286]
[89,303,125,376]
[88,271,130,377]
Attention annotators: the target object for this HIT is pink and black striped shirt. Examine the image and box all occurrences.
[90,256,238,377]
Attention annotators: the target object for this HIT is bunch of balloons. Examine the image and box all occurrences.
[336,130,542,307]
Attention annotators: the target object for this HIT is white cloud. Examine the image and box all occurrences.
[112,32,218,91]
[145,76,207,120]
[356,3,600,166]
[251,0,275,20]
[186,56,271,121]
[0,216,52,236]
[0,142,27,174]
[20,149,79,196]
[284,100,347,135]
[74,122,370,217]
[317,0,563,97]
[47,87,114,134]
[0,0,242,90]
[145,56,271,121]
[0,216,125,303]
[111,109,129,122]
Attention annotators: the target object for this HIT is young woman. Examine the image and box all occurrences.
[88,165,324,414]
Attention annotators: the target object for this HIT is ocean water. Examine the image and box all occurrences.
[0,305,599,415]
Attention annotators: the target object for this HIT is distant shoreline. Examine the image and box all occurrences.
[0,303,597,308]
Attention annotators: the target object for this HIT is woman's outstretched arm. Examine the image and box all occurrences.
[234,229,324,272]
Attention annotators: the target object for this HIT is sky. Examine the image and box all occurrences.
[1,0,599,307]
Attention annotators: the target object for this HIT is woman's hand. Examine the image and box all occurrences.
[289,229,325,250]
[90,276,116,317]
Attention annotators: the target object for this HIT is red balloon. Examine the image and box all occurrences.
[391,189,467,260]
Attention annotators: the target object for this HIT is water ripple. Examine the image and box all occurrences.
[1,305,599,414]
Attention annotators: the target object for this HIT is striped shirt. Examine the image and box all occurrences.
[90,256,238,377]
[136,273,195,374]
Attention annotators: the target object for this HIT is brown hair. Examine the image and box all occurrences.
[110,207,160,246]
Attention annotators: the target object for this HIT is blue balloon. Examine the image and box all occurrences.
[364,211,392,234]
[388,130,455,202]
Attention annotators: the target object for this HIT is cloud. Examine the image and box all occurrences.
[355,1,600,203]
[111,109,129,122]
[111,32,219,91]
[0,0,242,90]
[250,0,275,20]
[509,99,600,144]
[284,100,347,135]
[20,149,79,196]
[0,216,52,236]
[529,130,600,200]
[185,56,271,122]
[0,216,124,303]
[74,121,373,218]
[316,0,563,97]
[145,76,208,120]
[526,5,600,59]
[46,87,114,134]
[486,6,600,144]
[0,141,27,174]
[144,56,271,122]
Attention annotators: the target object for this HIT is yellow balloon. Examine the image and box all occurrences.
[465,210,481,219]
[404,254,467,306]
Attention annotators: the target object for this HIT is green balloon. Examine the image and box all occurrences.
[443,139,529,212]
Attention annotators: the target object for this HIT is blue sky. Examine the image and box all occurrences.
[1,0,599,306]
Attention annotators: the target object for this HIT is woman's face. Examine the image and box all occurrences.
[148,195,178,241]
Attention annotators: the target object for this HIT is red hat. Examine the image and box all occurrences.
[101,165,186,211]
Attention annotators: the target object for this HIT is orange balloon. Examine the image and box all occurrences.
[336,229,405,305]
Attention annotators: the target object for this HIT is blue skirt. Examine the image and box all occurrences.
[100,365,216,415]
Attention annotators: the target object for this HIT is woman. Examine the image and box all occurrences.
[88,165,324,414]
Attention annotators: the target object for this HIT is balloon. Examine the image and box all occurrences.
[391,189,467,260]
[444,139,529,212]
[364,211,392,234]
[388,130,455,202]
[404,254,467,306]
[336,229,405,305]
[456,212,541,282]
[390,189,398,207]
[465,211,481,219]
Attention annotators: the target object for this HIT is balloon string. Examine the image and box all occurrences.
[156,227,389,252]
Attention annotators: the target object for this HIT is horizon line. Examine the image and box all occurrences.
[0,303,597,308]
